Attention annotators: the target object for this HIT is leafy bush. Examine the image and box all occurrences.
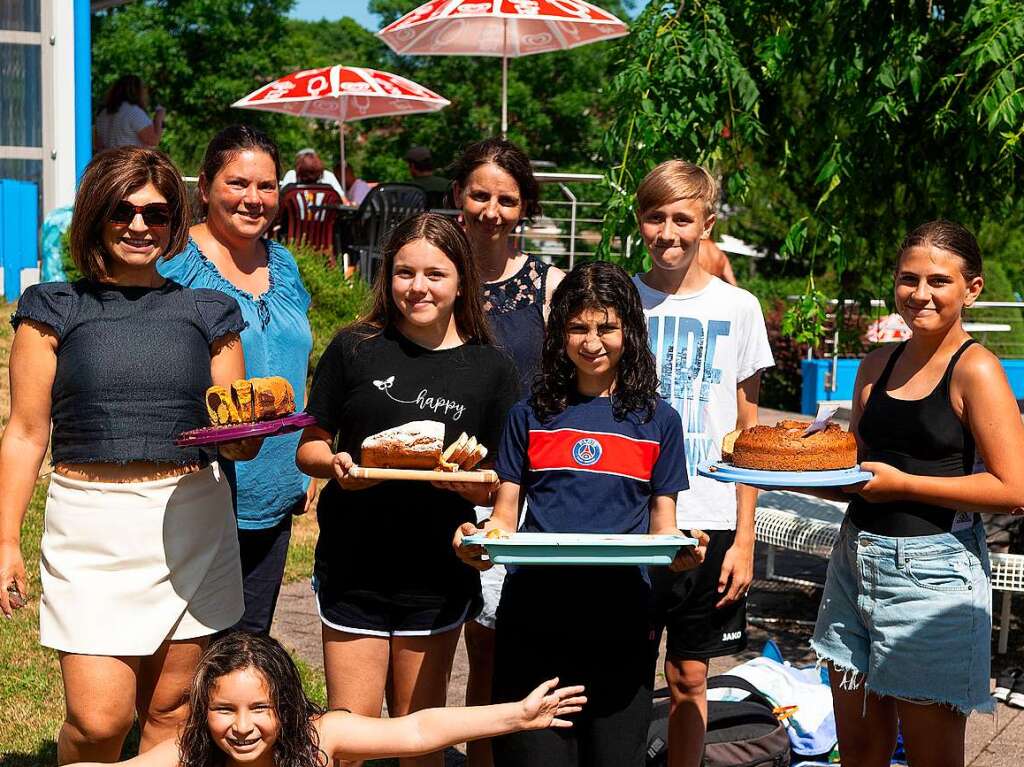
[291,242,370,370]
[761,299,810,412]
[968,259,1024,359]
[60,229,81,282]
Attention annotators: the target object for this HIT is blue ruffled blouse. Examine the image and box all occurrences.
[160,237,313,529]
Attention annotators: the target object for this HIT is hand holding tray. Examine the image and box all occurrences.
[176,412,316,447]
[348,466,498,484]
[697,461,872,488]
[462,532,698,566]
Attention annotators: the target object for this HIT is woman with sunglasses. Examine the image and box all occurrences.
[0,147,258,763]
[159,126,314,637]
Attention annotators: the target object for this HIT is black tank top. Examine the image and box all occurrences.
[848,339,977,536]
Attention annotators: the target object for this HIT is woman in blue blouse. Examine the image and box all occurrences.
[160,125,315,635]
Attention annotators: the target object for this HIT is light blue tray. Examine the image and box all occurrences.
[697,461,872,488]
[462,532,698,566]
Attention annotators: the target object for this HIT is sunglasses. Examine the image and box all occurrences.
[108,201,172,228]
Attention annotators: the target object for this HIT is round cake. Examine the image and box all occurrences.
[730,420,857,471]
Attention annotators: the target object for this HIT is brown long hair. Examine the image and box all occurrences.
[68,147,189,282]
[897,220,984,281]
[357,213,495,345]
[102,74,147,113]
[179,633,325,767]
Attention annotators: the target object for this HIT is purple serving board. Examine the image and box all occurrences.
[175,412,316,447]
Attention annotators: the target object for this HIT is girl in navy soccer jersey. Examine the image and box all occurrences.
[455,261,709,767]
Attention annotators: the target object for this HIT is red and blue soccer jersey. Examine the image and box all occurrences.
[495,395,689,536]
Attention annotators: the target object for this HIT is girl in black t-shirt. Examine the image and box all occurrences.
[298,213,519,766]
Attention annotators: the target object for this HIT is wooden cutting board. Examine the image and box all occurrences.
[348,466,498,483]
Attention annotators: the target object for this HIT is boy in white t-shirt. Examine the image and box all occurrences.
[632,160,774,767]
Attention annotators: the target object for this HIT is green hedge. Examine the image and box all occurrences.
[290,243,370,370]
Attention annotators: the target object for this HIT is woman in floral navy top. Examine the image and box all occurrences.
[450,137,565,766]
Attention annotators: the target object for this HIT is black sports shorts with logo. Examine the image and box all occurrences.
[651,528,747,660]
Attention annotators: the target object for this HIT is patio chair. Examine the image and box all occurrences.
[279,183,343,260]
[347,184,427,282]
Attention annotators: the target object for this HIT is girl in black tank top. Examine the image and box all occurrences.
[848,339,977,536]
[808,221,1024,767]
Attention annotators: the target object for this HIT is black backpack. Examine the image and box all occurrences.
[647,675,791,767]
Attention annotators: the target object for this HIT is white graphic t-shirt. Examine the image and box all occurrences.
[633,275,775,529]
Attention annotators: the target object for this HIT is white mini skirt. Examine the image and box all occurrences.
[40,463,244,656]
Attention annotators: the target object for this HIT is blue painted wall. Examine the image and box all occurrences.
[0,180,40,300]
[74,0,91,181]
[802,357,1024,414]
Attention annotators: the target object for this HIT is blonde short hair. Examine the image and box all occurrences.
[635,160,719,218]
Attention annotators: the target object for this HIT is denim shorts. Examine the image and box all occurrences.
[810,517,993,715]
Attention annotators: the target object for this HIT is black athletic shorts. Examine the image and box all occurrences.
[313,576,481,637]
[651,529,747,660]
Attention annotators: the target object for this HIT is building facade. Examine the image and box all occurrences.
[1,1,91,298]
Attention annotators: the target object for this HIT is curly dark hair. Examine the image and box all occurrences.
[531,261,659,423]
[179,633,326,767]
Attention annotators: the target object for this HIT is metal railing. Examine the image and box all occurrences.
[807,298,1024,395]
[519,171,605,271]
[185,172,613,268]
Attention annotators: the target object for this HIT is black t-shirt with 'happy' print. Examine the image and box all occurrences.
[306,324,519,603]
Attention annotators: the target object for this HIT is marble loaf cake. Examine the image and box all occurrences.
[730,420,857,471]
[205,377,295,426]
[361,420,445,469]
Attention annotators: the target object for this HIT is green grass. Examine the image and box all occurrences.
[0,481,349,764]
[0,483,64,761]
[291,242,370,371]
[283,506,318,585]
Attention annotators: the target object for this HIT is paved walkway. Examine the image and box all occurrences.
[271,547,1024,766]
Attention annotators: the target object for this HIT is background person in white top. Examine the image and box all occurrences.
[632,160,774,767]
[280,148,345,198]
[94,75,164,150]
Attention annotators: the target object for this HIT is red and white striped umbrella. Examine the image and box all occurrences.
[378,0,628,135]
[232,65,450,173]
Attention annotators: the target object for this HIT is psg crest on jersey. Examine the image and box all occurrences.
[572,437,602,466]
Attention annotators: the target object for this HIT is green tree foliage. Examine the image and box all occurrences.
[601,0,1024,344]
[290,243,370,369]
[91,0,311,173]
[92,0,634,184]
